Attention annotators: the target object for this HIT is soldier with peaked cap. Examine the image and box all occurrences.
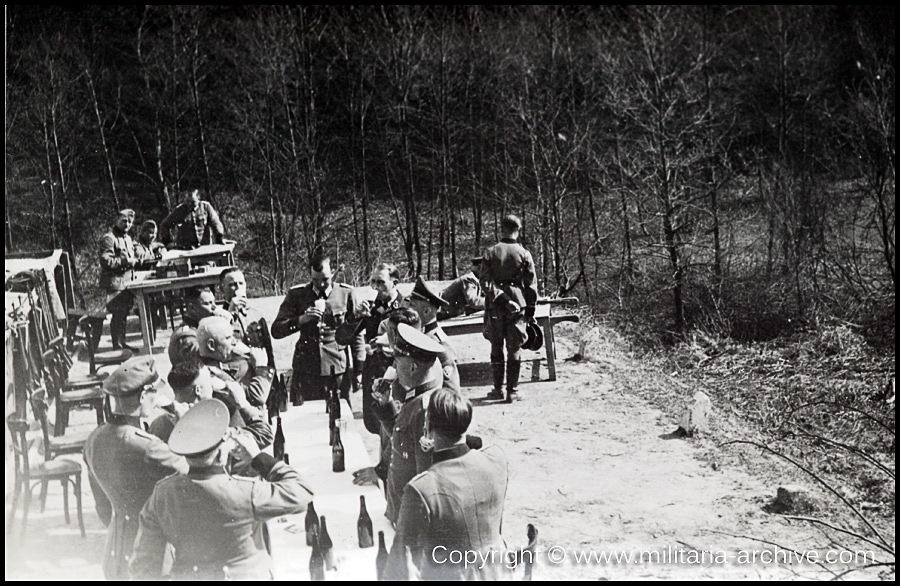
[385,389,510,580]
[83,355,189,581]
[480,214,539,402]
[130,399,314,580]
[271,254,366,403]
[401,276,461,392]
[383,322,454,523]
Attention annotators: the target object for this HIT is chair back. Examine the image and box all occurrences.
[77,317,99,374]
[40,346,67,401]
[6,414,32,480]
[29,388,54,462]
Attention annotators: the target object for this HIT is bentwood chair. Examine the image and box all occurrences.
[6,413,86,541]
[41,337,106,436]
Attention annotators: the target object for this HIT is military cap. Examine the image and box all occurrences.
[522,318,544,352]
[102,355,161,397]
[410,276,449,307]
[395,323,445,359]
[116,208,136,220]
[167,398,230,457]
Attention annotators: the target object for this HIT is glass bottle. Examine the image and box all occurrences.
[357,495,374,548]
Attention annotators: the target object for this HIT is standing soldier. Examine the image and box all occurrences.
[480,214,538,402]
[220,267,276,370]
[271,255,366,404]
[401,276,461,392]
[129,399,313,580]
[99,208,138,351]
[83,356,188,581]
[357,263,405,436]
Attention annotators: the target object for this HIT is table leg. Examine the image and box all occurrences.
[135,290,152,353]
[540,316,557,382]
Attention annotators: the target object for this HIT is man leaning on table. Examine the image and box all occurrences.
[129,399,313,580]
[159,188,226,250]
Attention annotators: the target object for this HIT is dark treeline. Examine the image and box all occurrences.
[5,5,895,344]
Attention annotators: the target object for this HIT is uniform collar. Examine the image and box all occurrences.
[500,237,518,244]
[187,465,227,479]
[107,413,141,427]
[432,443,470,464]
[423,321,439,334]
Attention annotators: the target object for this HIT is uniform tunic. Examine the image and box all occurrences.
[129,454,312,580]
[480,237,539,348]
[83,414,189,580]
[159,200,225,250]
[271,282,365,400]
[385,444,510,580]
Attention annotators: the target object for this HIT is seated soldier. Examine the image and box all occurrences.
[197,316,273,409]
[129,399,312,580]
[150,358,273,454]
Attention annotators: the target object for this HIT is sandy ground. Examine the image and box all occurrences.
[5,297,890,580]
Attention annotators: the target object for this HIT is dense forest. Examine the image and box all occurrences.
[5,5,895,345]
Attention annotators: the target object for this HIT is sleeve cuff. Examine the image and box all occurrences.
[251,452,279,476]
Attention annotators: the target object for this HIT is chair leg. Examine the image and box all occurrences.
[39,480,49,513]
[20,487,32,541]
[62,478,71,524]
[95,401,105,425]
[6,478,21,534]
[75,475,86,537]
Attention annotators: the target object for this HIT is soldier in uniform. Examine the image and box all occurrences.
[357,263,405,436]
[99,208,138,351]
[220,267,276,370]
[150,358,274,454]
[480,214,538,402]
[401,276,461,392]
[197,316,273,410]
[437,258,485,320]
[385,388,510,580]
[129,399,313,580]
[159,188,226,250]
[83,356,189,581]
[271,255,366,403]
[381,323,451,524]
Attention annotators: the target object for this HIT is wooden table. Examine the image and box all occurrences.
[438,304,579,381]
[124,266,236,353]
[158,242,236,268]
[268,401,394,580]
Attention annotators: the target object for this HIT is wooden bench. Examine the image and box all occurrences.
[437,304,579,382]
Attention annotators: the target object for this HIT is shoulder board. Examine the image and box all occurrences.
[408,470,432,485]
[289,283,308,291]
[337,282,353,289]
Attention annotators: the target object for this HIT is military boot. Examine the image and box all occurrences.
[487,361,505,400]
[506,360,522,402]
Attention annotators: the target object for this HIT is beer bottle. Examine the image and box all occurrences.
[305,501,319,546]
[273,416,285,461]
[332,425,345,473]
[357,495,374,548]
[375,530,388,580]
[309,539,325,581]
[319,515,336,571]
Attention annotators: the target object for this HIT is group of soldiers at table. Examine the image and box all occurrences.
[82,212,538,580]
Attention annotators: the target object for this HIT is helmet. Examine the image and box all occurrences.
[522,318,543,351]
